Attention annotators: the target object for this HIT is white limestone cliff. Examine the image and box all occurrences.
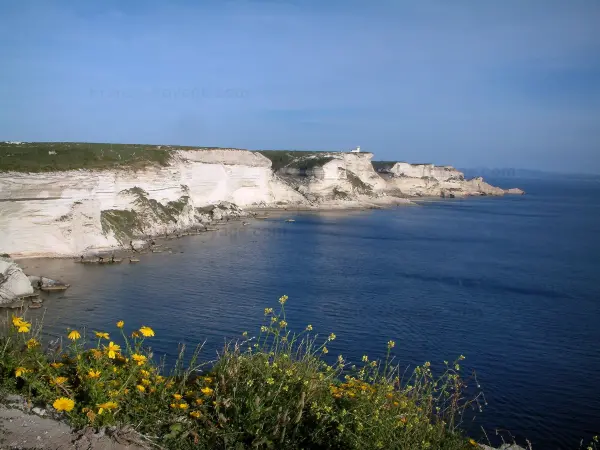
[0,148,522,257]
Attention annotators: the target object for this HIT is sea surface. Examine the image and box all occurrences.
[17,177,600,449]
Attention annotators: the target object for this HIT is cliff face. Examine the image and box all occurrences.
[0,146,522,257]
[0,150,306,257]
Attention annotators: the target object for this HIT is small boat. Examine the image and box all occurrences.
[242,222,249,226]
[40,284,70,292]
[285,219,296,223]
[129,258,140,263]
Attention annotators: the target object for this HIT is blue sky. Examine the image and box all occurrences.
[1,0,599,173]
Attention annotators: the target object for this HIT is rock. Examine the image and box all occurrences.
[32,407,46,417]
[0,257,35,305]
[505,188,525,195]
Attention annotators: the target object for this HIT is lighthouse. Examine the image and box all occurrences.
[350,146,360,153]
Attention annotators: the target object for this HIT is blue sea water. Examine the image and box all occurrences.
[19,177,600,449]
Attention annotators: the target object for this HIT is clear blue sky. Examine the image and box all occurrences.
[1,0,599,173]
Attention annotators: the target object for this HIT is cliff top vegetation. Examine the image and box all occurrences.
[0,142,242,173]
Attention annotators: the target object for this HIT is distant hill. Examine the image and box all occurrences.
[460,167,600,181]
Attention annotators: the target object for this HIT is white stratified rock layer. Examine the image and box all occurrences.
[0,150,305,257]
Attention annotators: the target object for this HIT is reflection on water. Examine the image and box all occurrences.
[11,178,600,449]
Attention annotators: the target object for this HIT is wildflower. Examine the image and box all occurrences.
[12,315,26,327]
[266,378,275,385]
[204,376,214,383]
[156,375,165,383]
[116,320,124,328]
[306,324,313,331]
[67,330,81,341]
[173,393,183,400]
[270,317,277,324]
[50,362,63,369]
[18,323,31,333]
[88,370,101,379]
[97,401,118,414]
[90,349,103,359]
[131,331,140,338]
[26,338,40,349]
[140,369,150,377]
[15,367,30,378]
[190,410,201,419]
[195,398,204,405]
[95,331,109,339]
[141,378,151,386]
[370,361,377,367]
[53,376,69,385]
[279,295,288,305]
[242,331,248,337]
[131,353,147,366]
[178,403,188,409]
[264,308,273,315]
[387,340,396,349]
[328,333,336,341]
[469,439,477,446]
[53,397,75,412]
[260,326,268,332]
[139,326,155,337]
[362,355,369,362]
[322,347,329,354]
[201,387,214,395]
[105,341,121,359]
[136,385,145,392]
[279,320,288,328]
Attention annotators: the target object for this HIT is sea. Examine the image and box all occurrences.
[17,176,600,449]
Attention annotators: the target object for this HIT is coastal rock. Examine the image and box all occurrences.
[505,188,525,195]
[0,257,34,304]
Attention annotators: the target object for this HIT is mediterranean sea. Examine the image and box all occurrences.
[21,176,600,449]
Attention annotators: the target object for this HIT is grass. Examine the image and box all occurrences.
[0,297,494,450]
[0,142,242,173]
[258,151,335,172]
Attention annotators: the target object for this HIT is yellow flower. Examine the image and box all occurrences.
[67,330,81,341]
[469,439,478,446]
[173,393,183,400]
[260,326,268,332]
[50,362,63,369]
[136,385,145,392]
[53,376,69,385]
[90,349,103,359]
[53,397,75,412]
[387,340,396,349]
[201,387,214,396]
[95,331,109,340]
[279,320,288,328]
[18,324,31,333]
[116,320,124,328]
[140,369,150,377]
[131,353,147,366]
[264,308,273,315]
[156,375,165,383]
[190,410,201,419]
[195,398,204,405]
[170,403,177,408]
[97,401,118,414]
[12,315,25,327]
[139,326,155,337]
[178,403,188,410]
[362,355,369,362]
[279,295,288,305]
[88,370,101,379]
[266,377,274,385]
[26,338,40,349]
[131,331,140,338]
[322,347,329,354]
[105,341,121,359]
[328,333,336,341]
[270,317,277,324]
[141,378,151,386]
[306,324,313,331]
[15,367,30,378]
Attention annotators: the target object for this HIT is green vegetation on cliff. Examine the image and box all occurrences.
[258,150,335,172]
[1,298,489,450]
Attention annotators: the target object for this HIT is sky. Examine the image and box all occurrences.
[0,0,599,173]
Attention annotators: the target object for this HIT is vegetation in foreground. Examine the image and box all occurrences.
[3,296,594,449]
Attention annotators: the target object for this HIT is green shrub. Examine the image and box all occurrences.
[1,298,483,449]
